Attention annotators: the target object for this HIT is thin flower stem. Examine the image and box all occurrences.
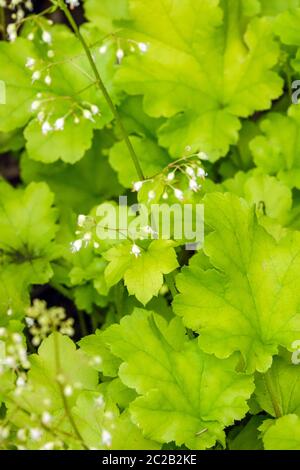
[57,1,145,181]
[53,331,89,449]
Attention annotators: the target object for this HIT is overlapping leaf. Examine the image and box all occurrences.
[250,106,300,189]
[102,309,254,449]
[0,180,58,318]
[114,0,282,160]
[104,240,178,305]
[0,27,117,163]
[174,192,300,372]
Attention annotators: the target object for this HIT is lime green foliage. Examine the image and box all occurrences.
[255,353,300,417]
[114,0,282,160]
[104,240,178,305]
[102,309,254,449]
[1,0,300,451]
[261,415,300,450]
[0,181,58,318]
[0,27,117,163]
[250,107,300,189]
[174,193,300,373]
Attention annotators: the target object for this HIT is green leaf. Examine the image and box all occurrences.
[174,193,300,373]
[261,414,300,450]
[274,7,300,45]
[255,353,300,418]
[115,0,282,159]
[250,107,300,189]
[0,180,58,317]
[102,309,254,449]
[104,240,178,305]
[79,330,121,377]
[227,416,264,450]
[84,0,130,33]
[9,333,98,416]
[260,0,300,17]
[222,170,292,223]
[72,391,160,450]
[0,130,24,153]
[21,132,122,212]
[0,27,117,163]
[109,97,169,187]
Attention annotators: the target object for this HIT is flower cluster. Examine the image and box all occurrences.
[2,0,33,41]
[133,150,208,202]
[70,214,99,253]
[0,326,30,375]
[98,38,149,65]
[25,300,75,346]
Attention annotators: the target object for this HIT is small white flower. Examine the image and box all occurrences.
[162,192,169,200]
[17,429,27,442]
[7,308,13,316]
[27,32,35,41]
[94,395,104,408]
[30,428,42,441]
[4,356,16,368]
[42,31,52,44]
[91,104,100,115]
[133,181,143,192]
[167,172,175,181]
[174,188,184,201]
[48,50,55,58]
[25,317,34,327]
[70,239,83,253]
[63,385,73,397]
[77,214,86,227]
[32,70,41,82]
[74,116,80,124]
[43,398,52,407]
[41,442,54,450]
[94,242,100,249]
[25,57,35,69]
[197,151,209,161]
[197,167,207,178]
[41,411,52,426]
[99,45,107,54]
[92,355,102,365]
[186,166,195,177]
[138,42,148,53]
[148,190,156,200]
[41,121,53,135]
[83,109,94,121]
[0,427,9,439]
[101,429,112,447]
[54,117,65,131]
[16,376,26,387]
[116,48,124,62]
[7,24,17,42]
[131,243,141,258]
[31,100,40,111]
[66,0,80,8]
[0,327,6,337]
[44,75,52,86]
[189,179,199,192]
[12,333,22,344]
[37,111,45,123]
[83,232,92,242]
